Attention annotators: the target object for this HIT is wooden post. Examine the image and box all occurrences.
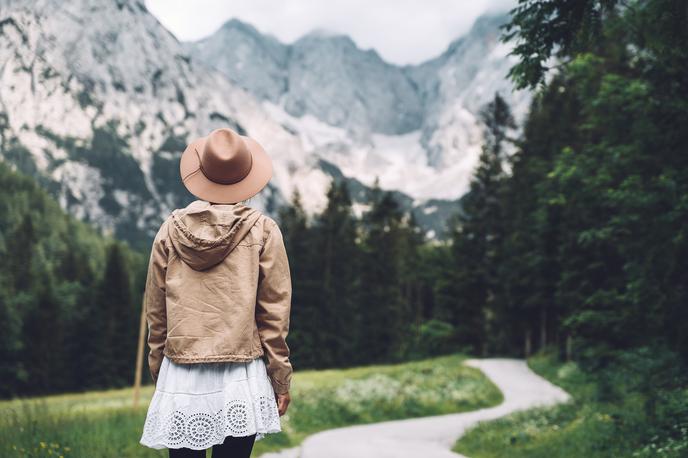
[133,293,147,408]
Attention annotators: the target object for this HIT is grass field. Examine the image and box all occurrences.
[452,348,688,458]
[0,353,503,457]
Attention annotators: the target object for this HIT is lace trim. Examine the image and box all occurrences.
[140,394,281,450]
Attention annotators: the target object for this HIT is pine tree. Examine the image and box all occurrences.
[103,242,136,386]
[497,75,579,356]
[20,268,66,394]
[357,181,407,363]
[398,212,425,328]
[278,189,319,368]
[311,181,361,366]
[446,92,515,355]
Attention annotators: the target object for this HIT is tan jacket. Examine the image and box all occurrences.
[144,199,293,394]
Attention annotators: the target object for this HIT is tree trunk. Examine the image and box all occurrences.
[539,306,547,350]
[524,328,532,357]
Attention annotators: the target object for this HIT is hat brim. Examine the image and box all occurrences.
[179,135,273,204]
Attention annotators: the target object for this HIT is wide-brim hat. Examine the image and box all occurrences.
[179,127,272,204]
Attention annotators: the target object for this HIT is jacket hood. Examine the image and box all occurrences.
[168,199,262,271]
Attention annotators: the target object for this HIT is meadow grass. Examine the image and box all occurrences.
[453,349,688,458]
[0,353,502,457]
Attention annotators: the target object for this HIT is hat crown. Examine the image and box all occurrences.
[198,128,252,185]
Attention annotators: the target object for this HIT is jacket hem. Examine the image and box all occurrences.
[163,348,265,364]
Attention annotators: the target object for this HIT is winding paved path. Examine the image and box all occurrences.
[260,358,571,458]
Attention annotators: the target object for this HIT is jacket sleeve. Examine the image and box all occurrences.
[144,219,169,384]
[256,219,293,394]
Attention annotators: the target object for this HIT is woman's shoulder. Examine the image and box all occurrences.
[152,214,173,244]
[262,212,286,231]
[250,213,281,245]
[258,214,279,230]
[151,208,187,250]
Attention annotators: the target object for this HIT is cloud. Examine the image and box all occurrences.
[145,0,515,65]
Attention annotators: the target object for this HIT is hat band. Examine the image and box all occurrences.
[192,146,253,185]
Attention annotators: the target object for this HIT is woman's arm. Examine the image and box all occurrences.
[144,219,169,384]
[255,218,293,396]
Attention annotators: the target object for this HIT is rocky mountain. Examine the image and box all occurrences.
[0,0,328,250]
[189,14,530,202]
[188,20,424,139]
[0,0,528,249]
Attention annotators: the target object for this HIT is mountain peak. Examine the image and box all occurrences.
[298,28,356,46]
[445,13,509,56]
[220,17,261,36]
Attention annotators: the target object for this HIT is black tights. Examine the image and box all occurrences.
[168,433,256,458]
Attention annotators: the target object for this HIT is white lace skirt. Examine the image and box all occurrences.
[140,355,282,450]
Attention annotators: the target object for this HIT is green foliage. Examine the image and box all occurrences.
[0,161,145,397]
[310,181,361,365]
[438,93,516,356]
[357,182,410,363]
[278,189,320,369]
[502,0,621,89]
[440,0,688,365]
[0,353,502,457]
[449,1,688,451]
[2,139,38,178]
[454,347,688,458]
[399,319,456,360]
[279,180,451,369]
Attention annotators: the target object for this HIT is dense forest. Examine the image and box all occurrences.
[282,0,688,450]
[284,0,688,371]
[0,161,147,397]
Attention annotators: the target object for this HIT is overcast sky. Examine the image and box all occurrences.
[145,0,516,65]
